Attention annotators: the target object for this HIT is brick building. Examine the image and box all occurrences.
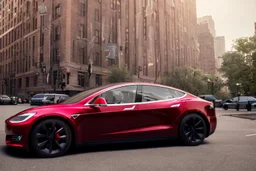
[0,0,199,96]
[197,22,215,75]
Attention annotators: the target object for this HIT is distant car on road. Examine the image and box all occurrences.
[5,82,217,158]
[0,95,11,105]
[42,94,70,105]
[30,93,69,106]
[198,95,222,107]
[222,96,256,110]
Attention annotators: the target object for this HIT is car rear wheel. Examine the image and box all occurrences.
[30,118,72,158]
[179,114,207,146]
[223,105,228,110]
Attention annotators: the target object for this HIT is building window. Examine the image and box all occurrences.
[34,75,37,86]
[55,26,60,40]
[95,74,102,86]
[78,72,85,87]
[55,48,60,63]
[18,78,22,88]
[95,9,100,22]
[26,77,29,87]
[80,3,86,16]
[79,24,85,38]
[55,4,61,18]
[80,47,87,64]
[143,17,147,40]
[95,30,100,43]
[110,0,116,10]
[94,52,101,66]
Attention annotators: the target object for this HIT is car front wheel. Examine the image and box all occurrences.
[30,118,72,158]
[179,114,207,146]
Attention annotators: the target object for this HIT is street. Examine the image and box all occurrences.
[0,104,256,171]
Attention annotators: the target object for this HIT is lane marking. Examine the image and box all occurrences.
[245,133,256,137]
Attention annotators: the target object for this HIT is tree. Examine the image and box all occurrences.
[161,66,223,96]
[107,65,132,83]
[220,35,256,95]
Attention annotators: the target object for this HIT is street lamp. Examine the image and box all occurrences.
[236,83,242,111]
[207,77,219,95]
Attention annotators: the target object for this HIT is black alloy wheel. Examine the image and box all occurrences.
[30,118,72,158]
[179,114,207,146]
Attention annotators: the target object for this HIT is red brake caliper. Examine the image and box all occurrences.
[54,127,60,142]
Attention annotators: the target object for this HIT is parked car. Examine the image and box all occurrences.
[30,94,45,106]
[42,94,70,105]
[18,95,30,103]
[0,95,11,105]
[222,96,256,110]
[31,93,69,106]
[198,95,222,107]
[10,96,18,105]
[5,82,217,158]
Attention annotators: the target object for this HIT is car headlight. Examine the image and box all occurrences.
[9,113,36,123]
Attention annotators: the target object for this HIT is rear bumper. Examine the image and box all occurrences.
[208,115,217,136]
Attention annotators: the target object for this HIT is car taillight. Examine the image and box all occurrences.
[205,103,216,116]
[209,103,214,109]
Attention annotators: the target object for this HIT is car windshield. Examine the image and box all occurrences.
[62,84,116,104]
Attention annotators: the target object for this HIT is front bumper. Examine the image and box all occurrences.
[5,122,30,149]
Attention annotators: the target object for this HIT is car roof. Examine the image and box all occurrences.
[107,82,186,92]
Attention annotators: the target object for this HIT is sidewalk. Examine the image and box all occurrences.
[216,108,256,120]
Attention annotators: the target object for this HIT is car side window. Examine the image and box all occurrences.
[140,85,185,102]
[100,85,137,104]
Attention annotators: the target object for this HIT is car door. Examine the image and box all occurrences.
[79,85,143,143]
[134,85,186,139]
[229,97,239,109]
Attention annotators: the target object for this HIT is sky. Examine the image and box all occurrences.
[196,0,256,51]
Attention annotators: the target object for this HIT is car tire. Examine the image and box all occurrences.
[179,114,207,146]
[223,105,228,110]
[30,118,72,158]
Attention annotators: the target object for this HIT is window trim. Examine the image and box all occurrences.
[85,84,187,106]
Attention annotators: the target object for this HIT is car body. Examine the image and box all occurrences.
[222,96,256,110]
[5,82,217,158]
[198,95,222,107]
[0,95,11,105]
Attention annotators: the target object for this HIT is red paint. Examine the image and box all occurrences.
[5,82,217,151]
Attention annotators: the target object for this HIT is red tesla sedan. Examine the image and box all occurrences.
[5,82,217,158]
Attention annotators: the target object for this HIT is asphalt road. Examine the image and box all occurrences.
[0,104,256,171]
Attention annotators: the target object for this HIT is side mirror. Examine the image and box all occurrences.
[90,97,107,107]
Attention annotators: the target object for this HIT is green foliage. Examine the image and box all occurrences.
[107,65,132,83]
[220,35,256,95]
[161,66,224,96]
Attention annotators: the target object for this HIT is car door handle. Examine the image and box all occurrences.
[170,104,180,108]
[124,105,136,111]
